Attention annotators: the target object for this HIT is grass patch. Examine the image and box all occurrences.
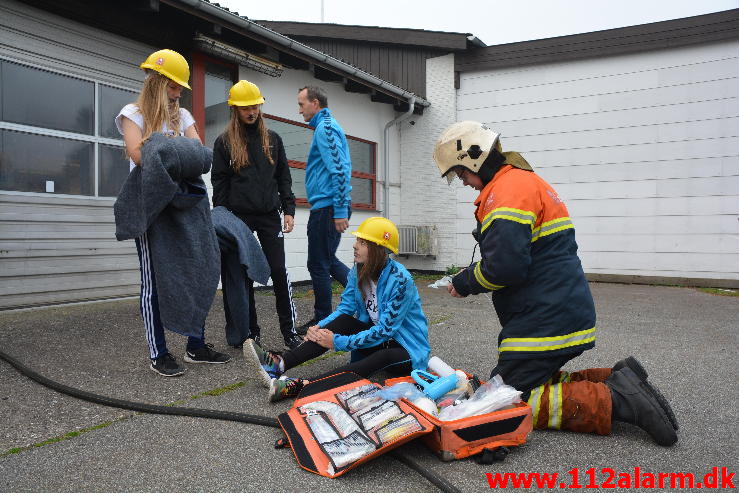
[697,287,739,297]
[1,380,248,457]
[428,315,452,325]
[412,273,441,281]
[1,418,125,458]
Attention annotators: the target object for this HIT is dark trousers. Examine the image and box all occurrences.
[237,211,297,341]
[281,314,412,381]
[135,232,205,360]
[306,206,350,321]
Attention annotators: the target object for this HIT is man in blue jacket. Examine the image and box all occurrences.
[296,86,352,334]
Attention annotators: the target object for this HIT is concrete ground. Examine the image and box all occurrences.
[0,280,737,492]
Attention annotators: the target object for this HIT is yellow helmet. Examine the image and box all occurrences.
[228,80,265,106]
[352,217,399,255]
[140,49,191,89]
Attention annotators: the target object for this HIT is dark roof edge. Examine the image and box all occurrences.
[254,20,472,50]
[456,9,739,72]
[165,0,430,106]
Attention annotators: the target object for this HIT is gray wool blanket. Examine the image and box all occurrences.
[114,133,220,338]
[211,206,270,346]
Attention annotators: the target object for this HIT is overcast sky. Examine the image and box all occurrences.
[218,0,738,46]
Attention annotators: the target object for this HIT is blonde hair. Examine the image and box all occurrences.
[135,71,181,144]
[223,107,274,172]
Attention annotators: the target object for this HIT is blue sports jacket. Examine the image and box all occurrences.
[319,259,430,371]
[305,108,352,218]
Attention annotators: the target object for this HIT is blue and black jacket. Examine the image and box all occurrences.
[305,108,352,219]
[452,165,597,361]
[319,259,430,371]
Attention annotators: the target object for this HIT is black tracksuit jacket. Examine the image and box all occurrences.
[211,126,296,216]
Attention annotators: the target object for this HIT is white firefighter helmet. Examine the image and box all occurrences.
[433,121,501,183]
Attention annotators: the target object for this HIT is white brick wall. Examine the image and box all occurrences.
[397,53,460,272]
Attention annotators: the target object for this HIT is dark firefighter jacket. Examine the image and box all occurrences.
[452,164,596,361]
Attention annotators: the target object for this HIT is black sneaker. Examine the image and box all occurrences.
[184,343,232,364]
[284,335,303,350]
[230,335,260,350]
[269,377,305,403]
[150,353,185,377]
[295,319,317,336]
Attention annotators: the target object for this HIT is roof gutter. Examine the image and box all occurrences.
[171,0,430,107]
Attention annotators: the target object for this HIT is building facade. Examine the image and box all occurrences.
[0,0,427,308]
[2,3,737,310]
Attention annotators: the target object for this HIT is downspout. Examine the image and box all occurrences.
[382,96,415,219]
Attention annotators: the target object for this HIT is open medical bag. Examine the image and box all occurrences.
[276,372,435,478]
[384,375,533,462]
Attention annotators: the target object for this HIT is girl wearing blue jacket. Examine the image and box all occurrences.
[245,217,430,402]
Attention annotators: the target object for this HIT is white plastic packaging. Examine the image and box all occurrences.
[437,375,522,421]
[412,396,439,416]
[427,276,453,288]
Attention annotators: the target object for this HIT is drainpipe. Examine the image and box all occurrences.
[382,96,415,219]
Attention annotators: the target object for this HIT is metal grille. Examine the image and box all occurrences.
[398,226,417,255]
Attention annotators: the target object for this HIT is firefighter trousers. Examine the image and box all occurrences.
[491,354,613,436]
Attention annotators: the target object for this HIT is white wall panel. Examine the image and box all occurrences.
[457,39,739,284]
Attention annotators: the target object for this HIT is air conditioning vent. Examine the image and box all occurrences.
[397,225,437,258]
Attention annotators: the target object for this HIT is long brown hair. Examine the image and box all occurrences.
[223,108,274,172]
[357,240,388,289]
[135,71,181,143]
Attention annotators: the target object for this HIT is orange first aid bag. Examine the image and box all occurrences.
[385,375,533,461]
[277,372,434,478]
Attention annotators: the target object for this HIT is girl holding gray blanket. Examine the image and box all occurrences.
[116,49,230,377]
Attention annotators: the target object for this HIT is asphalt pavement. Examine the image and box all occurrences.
[1,280,737,492]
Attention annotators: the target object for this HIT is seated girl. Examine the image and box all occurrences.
[244,217,430,402]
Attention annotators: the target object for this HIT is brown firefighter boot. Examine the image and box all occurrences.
[606,366,678,446]
[612,356,679,430]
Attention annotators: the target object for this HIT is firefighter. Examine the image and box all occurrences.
[433,121,678,446]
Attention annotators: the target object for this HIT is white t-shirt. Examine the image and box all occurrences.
[115,103,196,170]
[361,280,379,324]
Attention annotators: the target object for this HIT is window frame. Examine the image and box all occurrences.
[0,55,137,199]
[190,52,238,144]
[264,113,378,210]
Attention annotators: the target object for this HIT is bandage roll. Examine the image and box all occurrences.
[427,356,455,378]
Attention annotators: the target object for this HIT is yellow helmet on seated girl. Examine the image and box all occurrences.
[352,217,399,255]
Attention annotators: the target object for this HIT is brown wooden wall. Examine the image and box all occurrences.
[293,38,448,98]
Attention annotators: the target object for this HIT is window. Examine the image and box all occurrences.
[265,114,377,210]
[0,58,137,197]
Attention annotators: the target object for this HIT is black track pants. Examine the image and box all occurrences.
[281,314,412,381]
[237,211,297,341]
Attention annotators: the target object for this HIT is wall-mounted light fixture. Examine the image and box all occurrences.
[194,34,283,77]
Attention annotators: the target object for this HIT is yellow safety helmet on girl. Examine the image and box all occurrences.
[228,80,265,106]
[352,217,399,255]
[139,49,191,89]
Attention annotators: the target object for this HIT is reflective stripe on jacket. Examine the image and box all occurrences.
[451,165,596,360]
